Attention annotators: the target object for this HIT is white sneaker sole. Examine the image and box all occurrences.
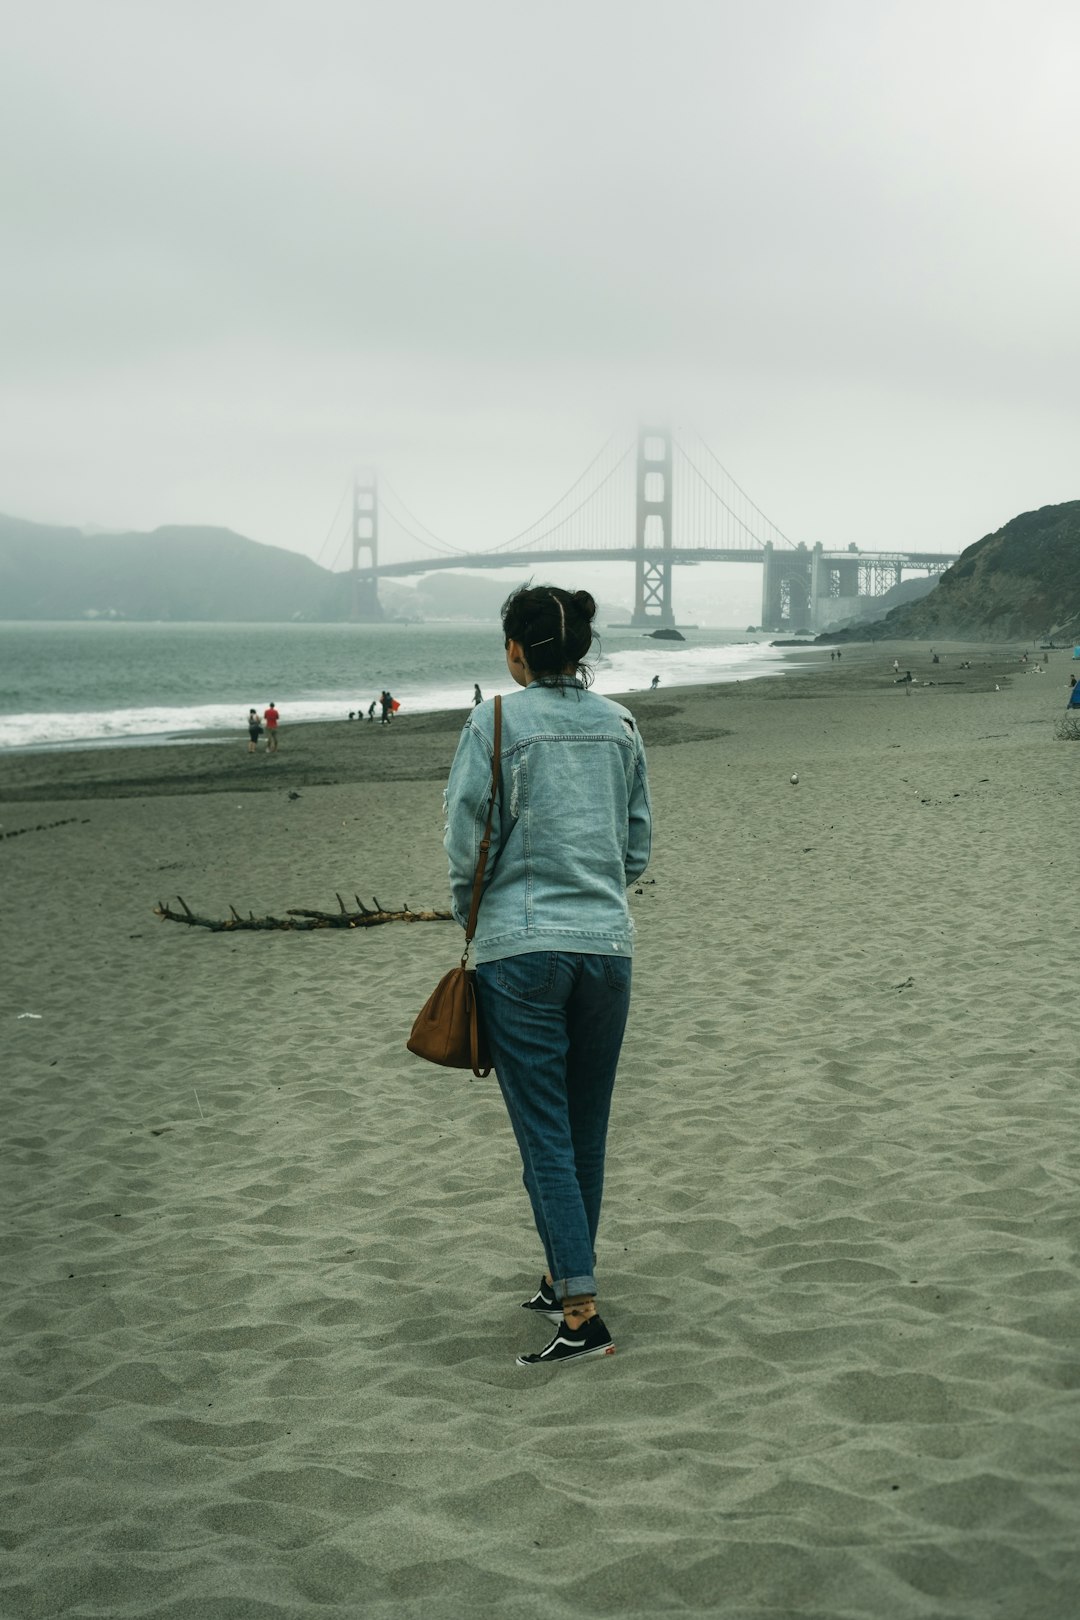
[515,1342,616,1368]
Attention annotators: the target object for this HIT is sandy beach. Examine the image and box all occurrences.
[3,639,1078,1620]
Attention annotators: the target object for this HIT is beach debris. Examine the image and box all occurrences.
[790,772,799,785]
[893,976,915,992]
[288,791,302,800]
[17,1012,43,1019]
[154,894,454,932]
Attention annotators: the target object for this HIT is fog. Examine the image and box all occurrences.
[3,0,1078,622]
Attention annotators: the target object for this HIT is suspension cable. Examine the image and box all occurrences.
[490,439,636,553]
[378,475,466,556]
[489,434,629,550]
[678,428,796,548]
[377,509,460,560]
[327,527,352,573]
[313,481,352,569]
[674,445,774,547]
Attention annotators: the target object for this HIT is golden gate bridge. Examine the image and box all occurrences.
[337,427,956,631]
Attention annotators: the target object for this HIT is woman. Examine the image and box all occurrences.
[444,585,652,1367]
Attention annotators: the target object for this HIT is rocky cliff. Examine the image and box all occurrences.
[833,500,1080,643]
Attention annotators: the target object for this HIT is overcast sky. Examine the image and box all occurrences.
[2,0,1078,621]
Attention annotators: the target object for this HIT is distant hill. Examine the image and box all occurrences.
[0,515,343,622]
[827,500,1080,643]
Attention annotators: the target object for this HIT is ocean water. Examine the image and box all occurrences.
[0,621,803,752]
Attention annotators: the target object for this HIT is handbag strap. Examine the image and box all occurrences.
[462,693,501,961]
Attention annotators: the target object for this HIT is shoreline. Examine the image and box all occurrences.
[0,639,1047,805]
[0,623,801,758]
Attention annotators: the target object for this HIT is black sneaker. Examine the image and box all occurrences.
[516,1314,615,1368]
[521,1277,563,1324]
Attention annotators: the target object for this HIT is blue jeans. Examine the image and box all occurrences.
[475,952,632,1302]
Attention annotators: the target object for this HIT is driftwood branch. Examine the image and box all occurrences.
[154,894,454,932]
[2,816,90,841]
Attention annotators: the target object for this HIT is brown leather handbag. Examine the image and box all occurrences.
[406,695,501,1078]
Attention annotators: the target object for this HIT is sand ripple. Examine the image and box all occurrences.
[3,654,1079,1616]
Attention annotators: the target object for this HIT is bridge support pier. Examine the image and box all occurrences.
[809,543,827,625]
[761,542,811,630]
[808,547,892,631]
[631,427,675,629]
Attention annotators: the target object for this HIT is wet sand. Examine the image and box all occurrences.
[0,640,1036,803]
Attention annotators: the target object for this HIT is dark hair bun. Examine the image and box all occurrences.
[500,582,600,686]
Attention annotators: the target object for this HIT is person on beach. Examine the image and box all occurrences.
[367,701,377,721]
[263,702,279,752]
[473,683,483,706]
[444,585,652,1368]
[247,709,262,753]
[380,691,393,725]
[650,674,660,689]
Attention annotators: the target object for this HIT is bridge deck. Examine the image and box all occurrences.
[365,547,958,579]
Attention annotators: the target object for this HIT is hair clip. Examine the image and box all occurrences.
[530,636,555,647]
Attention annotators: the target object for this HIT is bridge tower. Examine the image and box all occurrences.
[631,426,675,629]
[351,471,383,622]
[760,541,811,630]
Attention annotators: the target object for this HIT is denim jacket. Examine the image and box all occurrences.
[443,678,652,964]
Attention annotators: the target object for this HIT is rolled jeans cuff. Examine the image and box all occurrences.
[554,1273,597,1302]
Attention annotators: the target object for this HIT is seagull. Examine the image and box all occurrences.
[790,772,799,786]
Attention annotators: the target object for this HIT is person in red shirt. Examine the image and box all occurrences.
[263,702,280,752]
